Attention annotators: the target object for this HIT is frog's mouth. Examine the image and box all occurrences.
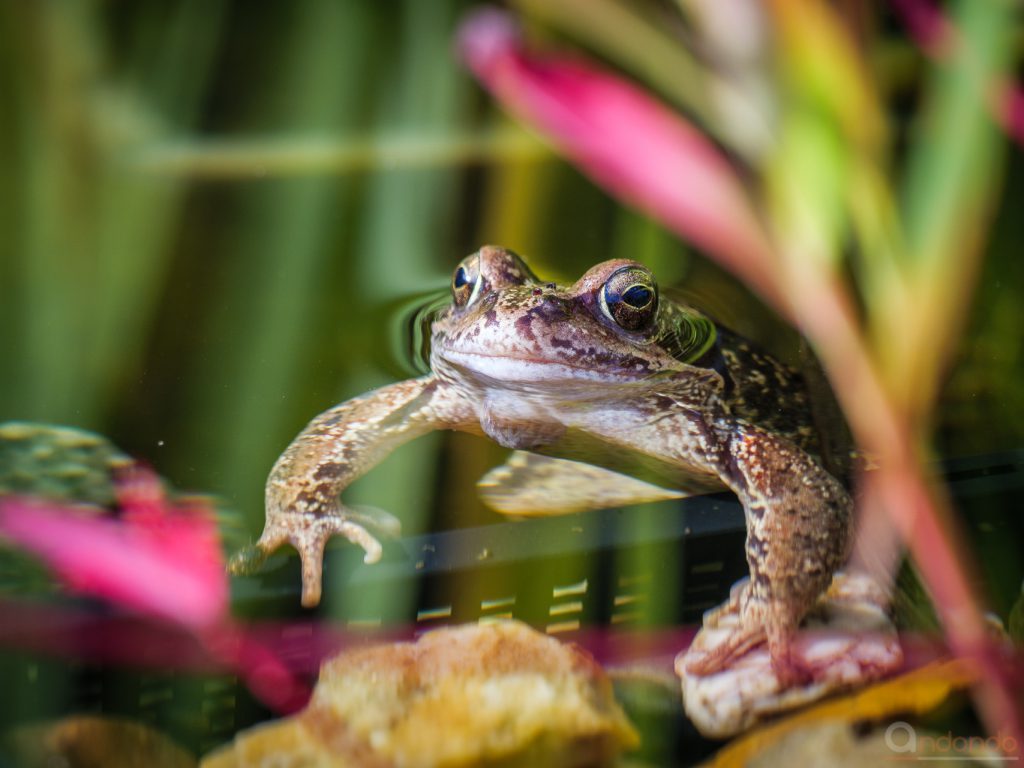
[436,349,652,384]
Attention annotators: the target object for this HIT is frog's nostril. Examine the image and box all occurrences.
[539,295,572,318]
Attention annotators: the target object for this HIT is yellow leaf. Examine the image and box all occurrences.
[705,660,977,767]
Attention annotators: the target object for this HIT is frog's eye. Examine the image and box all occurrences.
[451,255,483,308]
[599,266,658,332]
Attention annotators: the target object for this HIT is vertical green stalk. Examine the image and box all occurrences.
[895,0,1014,419]
[87,0,229,422]
[338,0,470,618]
[0,1,226,427]
[4,3,98,423]
[184,2,375,529]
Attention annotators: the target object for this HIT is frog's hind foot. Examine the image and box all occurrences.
[682,578,813,685]
[683,622,766,677]
[683,578,762,676]
[765,618,819,688]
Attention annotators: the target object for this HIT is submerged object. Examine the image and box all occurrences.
[678,570,902,738]
[203,620,639,767]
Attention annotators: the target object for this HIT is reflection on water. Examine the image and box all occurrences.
[390,288,451,377]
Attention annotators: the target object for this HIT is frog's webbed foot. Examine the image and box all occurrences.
[684,579,766,676]
[678,571,902,737]
[683,579,814,686]
[683,624,765,676]
[229,505,401,608]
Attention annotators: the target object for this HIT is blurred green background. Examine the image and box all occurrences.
[0,0,1022,758]
[1,1,1019,541]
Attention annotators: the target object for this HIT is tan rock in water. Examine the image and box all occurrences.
[3,716,195,768]
[203,620,639,767]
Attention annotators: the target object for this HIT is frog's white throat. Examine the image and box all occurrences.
[435,349,644,385]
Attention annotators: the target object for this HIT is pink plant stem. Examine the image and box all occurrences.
[992,81,1024,148]
[788,269,1023,741]
[199,623,312,714]
[888,0,958,57]
[872,464,1023,741]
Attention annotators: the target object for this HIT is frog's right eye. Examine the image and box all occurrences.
[451,256,483,308]
[599,265,658,332]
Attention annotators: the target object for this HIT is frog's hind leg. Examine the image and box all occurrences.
[706,422,854,684]
[683,420,854,685]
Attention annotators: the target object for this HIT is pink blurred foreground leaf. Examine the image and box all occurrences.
[0,467,227,630]
[994,81,1024,148]
[457,8,784,312]
[199,624,312,714]
[0,468,316,713]
[889,0,958,57]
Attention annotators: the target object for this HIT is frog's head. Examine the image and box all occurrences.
[431,246,722,392]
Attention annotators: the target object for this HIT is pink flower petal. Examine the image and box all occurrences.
[457,9,783,310]
[993,80,1024,148]
[0,474,227,629]
[889,0,958,57]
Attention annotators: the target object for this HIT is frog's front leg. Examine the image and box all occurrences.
[687,422,853,684]
[229,376,473,607]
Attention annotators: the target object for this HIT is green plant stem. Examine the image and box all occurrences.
[130,128,549,179]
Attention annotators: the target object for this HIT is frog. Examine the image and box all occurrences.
[231,245,853,684]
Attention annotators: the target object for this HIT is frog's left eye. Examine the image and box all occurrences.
[451,255,483,308]
[599,266,658,332]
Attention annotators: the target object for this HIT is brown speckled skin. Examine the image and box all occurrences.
[234,246,851,681]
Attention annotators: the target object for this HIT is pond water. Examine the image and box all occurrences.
[1,2,1022,766]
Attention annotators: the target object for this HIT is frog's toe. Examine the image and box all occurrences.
[296,532,327,607]
[289,516,386,606]
[768,646,815,688]
[682,623,766,676]
[226,544,264,576]
[698,577,749,629]
[344,505,402,539]
[227,528,290,575]
[240,508,395,604]
[332,517,384,564]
